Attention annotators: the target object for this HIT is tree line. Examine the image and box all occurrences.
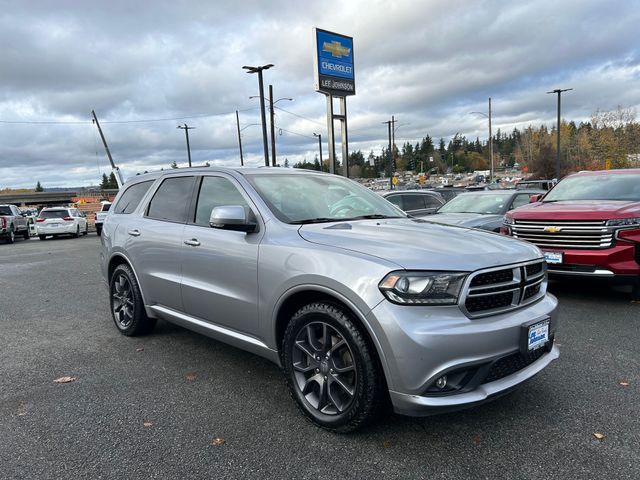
[293,106,640,179]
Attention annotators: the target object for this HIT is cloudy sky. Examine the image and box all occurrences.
[1,0,639,188]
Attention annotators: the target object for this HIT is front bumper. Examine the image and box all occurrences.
[365,293,558,416]
[542,242,640,277]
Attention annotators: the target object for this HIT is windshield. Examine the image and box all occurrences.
[437,193,512,215]
[543,173,640,202]
[245,173,405,224]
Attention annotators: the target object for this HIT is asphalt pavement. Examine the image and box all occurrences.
[0,235,638,479]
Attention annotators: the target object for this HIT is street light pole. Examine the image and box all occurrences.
[547,88,573,179]
[177,123,195,167]
[313,133,323,171]
[470,98,493,181]
[243,64,274,167]
[269,85,276,166]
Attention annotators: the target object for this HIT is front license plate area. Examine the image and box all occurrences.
[544,251,563,264]
[520,318,550,354]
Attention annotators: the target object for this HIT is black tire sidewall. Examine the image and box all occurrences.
[282,302,382,432]
[109,264,154,336]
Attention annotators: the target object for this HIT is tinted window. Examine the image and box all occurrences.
[424,195,443,208]
[0,206,11,215]
[102,204,111,212]
[194,176,249,226]
[147,176,195,223]
[385,195,403,209]
[114,180,154,214]
[40,210,68,219]
[403,194,426,211]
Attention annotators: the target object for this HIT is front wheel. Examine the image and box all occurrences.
[109,264,156,336]
[38,235,47,241]
[22,228,30,240]
[83,224,88,236]
[6,226,15,244]
[282,302,386,433]
[73,226,80,238]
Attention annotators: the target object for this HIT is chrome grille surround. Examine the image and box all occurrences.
[459,259,547,319]
[511,219,612,249]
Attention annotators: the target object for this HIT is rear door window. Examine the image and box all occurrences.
[113,180,154,214]
[403,194,427,211]
[146,176,196,223]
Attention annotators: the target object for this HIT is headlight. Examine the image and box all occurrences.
[379,271,468,305]
[503,216,515,225]
[606,218,640,227]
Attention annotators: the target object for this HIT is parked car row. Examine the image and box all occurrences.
[0,204,90,243]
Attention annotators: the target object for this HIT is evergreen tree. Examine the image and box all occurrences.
[108,172,118,188]
[100,173,109,189]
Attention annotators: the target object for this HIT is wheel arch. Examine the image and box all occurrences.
[273,286,391,384]
[107,253,149,307]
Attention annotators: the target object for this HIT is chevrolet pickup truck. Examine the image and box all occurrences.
[0,204,30,244]
[502,169,640,299]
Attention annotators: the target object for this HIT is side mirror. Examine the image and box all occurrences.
[209,205,258,233]
[529,194,543,203]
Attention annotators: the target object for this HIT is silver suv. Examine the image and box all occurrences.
[100,168,559,432]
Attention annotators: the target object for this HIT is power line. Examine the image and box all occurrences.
[274,125,316,140]
[273,106,325,127]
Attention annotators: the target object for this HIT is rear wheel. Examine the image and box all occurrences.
[73,226,80,238]
[6,226,15,244]
[632,278,640,301]
[22,228,30,240]
[282,302,386,433]
[38,235,47,241]
[110,263,156,336]
[83,224,88,235]
[96,225,102,236]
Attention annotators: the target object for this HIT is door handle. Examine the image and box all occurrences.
[128,229,141,237]
[184,239,200,247]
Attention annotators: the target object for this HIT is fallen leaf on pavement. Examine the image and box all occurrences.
[592,432,605,441]
[143,420,153,428]
[53,376,76,384]
[382,439,391,448]
[17,404,27,416]
[473,435,481,445]
[186,373,197,381]
[211,437,225,446]
[619,381,629,386]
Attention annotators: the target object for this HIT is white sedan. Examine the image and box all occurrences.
[36,207,88,240]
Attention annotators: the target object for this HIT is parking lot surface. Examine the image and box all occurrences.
[1,236,638,479]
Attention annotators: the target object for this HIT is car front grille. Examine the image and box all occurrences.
[511,220,612,249]
[483,347,548,384]
[462,260,547,318]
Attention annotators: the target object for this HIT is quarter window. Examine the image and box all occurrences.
[194,176,250,226]
[113,180,154,214]
[147,176,195,223]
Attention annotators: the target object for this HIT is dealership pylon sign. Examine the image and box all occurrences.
[313,28,355,177]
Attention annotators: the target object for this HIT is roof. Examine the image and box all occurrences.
[124,166,330,184]
[571,168,640,176]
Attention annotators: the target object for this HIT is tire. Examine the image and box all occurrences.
[282,302,386,433]
[96,225,102,236]
[22,228,30,240]
[38,235,47,241]
[109,263,156,336]
[632,278,640,301]
[6,226,15,244]
[73,226,80,238]
[83,224,88,236]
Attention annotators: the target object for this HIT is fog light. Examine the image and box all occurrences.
[435,375,447,389]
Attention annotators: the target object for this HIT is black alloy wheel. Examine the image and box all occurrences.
[22,228,30,240]
[6,226,15,244]
[74,226,80,238]
[109,264,156,336]
[282,302,386,433]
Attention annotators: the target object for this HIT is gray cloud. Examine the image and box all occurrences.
[1,0,639,188]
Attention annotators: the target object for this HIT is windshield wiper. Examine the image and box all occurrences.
[343,214,403,220]
[290,217,340,224]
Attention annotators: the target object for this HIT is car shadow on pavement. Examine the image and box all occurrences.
[547,277,634,303]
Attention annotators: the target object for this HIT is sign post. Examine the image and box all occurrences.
[313,28,355,177]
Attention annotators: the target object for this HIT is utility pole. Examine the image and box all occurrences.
[391,115,396,171]
[235,110,244,166]
[177,124,195,167]
[488,98,493,181]
[91,109,124,188]
[243,64,273,167]
[383,119,394,189]
[313,133,323,171]
[547,88,572,179]
[269,85,276,166]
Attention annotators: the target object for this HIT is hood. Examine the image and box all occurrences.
[426,213,502,228]
[508,200,640,221]
[298,218,541,271]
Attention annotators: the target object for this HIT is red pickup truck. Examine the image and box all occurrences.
[501,169,640,299]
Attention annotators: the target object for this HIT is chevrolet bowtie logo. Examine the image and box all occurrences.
[323,40,351,58]
[544,226,562,233]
